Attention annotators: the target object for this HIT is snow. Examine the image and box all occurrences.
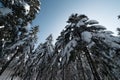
[86,20,99,25]
[23,2,30,15]
[104,39,120,49]
[2,41,6,48]
[46,34,53,41]
[111,37,120,43]
[7,56,10,60]
[81,31,92,43]
[7,40,24,50]
[91,25,106,30]
[0,7,12,15]
[101,31,113,34]
[63,39,77,56]
[76,20,85,27]
[12,0,14,4]
[81,17,88,22]
[76,18,88,27]
[0,25,4,28]
[88,42,95,48]
[61,38,77,63]
[2,38,4,41]
[36,2,41,13]
[93,32,120,49]
[95,32,119,43]
[71,23,75,27]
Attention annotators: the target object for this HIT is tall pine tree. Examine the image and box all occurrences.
[53,14,120,80]
[0,0,40,79]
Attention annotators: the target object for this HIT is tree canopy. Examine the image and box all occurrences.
[0,1,120,80]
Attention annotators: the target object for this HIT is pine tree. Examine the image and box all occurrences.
[0,0,40,79]
[19,34,55,80]
[1,1,120,79]
[54,14,120,80]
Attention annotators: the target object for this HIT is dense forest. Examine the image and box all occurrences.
[0,0,120,80]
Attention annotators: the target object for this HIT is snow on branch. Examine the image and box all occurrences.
[0,25,4,29]
[23,2,30,15]
[90,25,106,30]
[86,20,99,25]
[81,31,92,44]
[6,40,24,50]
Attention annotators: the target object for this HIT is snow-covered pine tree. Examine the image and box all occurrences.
[8,26,39,80]
[20,34,55,80]
[0,0,40,79]
[54,14,120,80]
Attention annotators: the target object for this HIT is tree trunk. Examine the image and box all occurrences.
[77,52,86,80]
[84,47,101,80]
[0,50,18,75]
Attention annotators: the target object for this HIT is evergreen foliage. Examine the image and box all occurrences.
[0,1,120,80]
[0,0,40,79]
[26,14,120,80]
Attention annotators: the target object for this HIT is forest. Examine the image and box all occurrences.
[0,0,120,80]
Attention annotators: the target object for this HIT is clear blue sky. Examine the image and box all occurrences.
[33,0,120,43]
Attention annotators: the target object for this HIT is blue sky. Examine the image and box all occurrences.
[33,0,120,43]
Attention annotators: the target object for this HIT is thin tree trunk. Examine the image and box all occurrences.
[62,65,65,80]
[0,50,18,75]
[84,47,101,80]
[77,52,86,80]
